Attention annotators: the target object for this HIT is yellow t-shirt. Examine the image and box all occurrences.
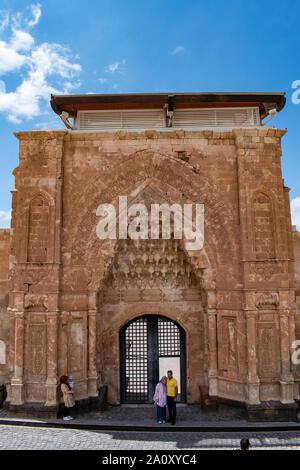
[167,377,178,397]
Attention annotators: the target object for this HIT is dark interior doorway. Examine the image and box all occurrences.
[120,315,186,403]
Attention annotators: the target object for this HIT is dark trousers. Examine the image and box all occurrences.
[63,405,72,417]
[167,396,176,424]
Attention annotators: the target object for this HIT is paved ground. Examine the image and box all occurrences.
[1,404,300,450]
[2,403,250,427]
[0,424,300,450]
[56,403,251,426]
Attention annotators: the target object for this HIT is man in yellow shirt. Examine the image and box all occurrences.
[166,370,178,425]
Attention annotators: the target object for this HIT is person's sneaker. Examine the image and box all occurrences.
[63,416,70,421]
[68,416,73,420]
[158,421,162,424]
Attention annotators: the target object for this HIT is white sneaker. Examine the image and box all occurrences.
[63,417,70,421]
[68,416,73,420]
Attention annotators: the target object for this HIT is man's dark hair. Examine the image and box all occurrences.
[167,370,173,374]
[240,438,250,450]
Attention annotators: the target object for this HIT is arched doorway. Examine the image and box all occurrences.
[120,315,186,404]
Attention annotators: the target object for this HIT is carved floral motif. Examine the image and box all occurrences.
[24,294,49,311]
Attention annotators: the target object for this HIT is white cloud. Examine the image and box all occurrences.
[106,59,126,73]
[0,4,81,123]
[0,13,9,32]
[172,45,185,55]
[62,80,82,94]
[0,211,11,228]
[10,29,35,51]
[0,40,26,74]
[107,62,119,73]
[98,77,107,84]
[291,197,300,230]
[27,3,41,27]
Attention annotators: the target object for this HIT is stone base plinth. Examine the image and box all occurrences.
[208,397,298,421]
[6,387,108,419]
[215,398,248,419]
[7,402,59,419]
[246,401,298,422]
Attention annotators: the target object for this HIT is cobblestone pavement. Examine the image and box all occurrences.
[0,425,300,450]
[1,404,300,450]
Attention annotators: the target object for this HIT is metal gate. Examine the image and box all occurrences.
[120,315,186,403]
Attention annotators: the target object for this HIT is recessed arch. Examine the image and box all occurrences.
[68,148,236,293]
[95,227,209,405]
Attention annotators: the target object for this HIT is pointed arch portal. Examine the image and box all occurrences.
[120,315,186,404]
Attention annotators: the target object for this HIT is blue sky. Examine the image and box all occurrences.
[0,0,299,228]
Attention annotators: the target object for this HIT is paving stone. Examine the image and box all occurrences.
[0,425,300,450]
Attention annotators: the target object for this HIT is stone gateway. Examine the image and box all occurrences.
[0,92,300,420]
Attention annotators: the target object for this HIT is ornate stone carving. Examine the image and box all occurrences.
[70,150,236,269]
[27,195,50,262]
[255,292,279,309]
[29,325,46,376]
[248,261,285,281]
[258,324,280,379]
[12,264,58,293]
[24,294,49,311]
[217,291,243,309]
[102,237,200,291]
[0,340,6,365]
[253,193,275,259]
[218,316,238,377]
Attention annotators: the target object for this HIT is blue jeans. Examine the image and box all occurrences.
[156,405,166,422]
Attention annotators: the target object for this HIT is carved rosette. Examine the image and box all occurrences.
[246,261,287,284]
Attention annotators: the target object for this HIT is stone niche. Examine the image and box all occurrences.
[98,235,207,405]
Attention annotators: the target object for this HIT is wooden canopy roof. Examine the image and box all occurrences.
[50,92,286,120]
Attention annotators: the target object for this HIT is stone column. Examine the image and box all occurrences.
[206,287,218,397]
[10,311,25,405]
[246,311,260,404]
[289,308,299,399]
[279,309,294,403]
[208,308,218,396]
[45,312,58,406]
[87,292,98,397]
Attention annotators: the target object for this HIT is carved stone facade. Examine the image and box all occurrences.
[0,230,10,377]
[0,125,299,419]
[293,228,300,337]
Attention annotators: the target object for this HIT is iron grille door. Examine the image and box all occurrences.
[120,317,148,403]
[158,317,186,402]
[120,315,186,404]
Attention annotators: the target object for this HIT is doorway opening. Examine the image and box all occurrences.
[120,315,186,403]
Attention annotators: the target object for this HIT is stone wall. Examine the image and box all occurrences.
[0,229,11,384]
[293,227,300,337]
[5,127,298,419]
